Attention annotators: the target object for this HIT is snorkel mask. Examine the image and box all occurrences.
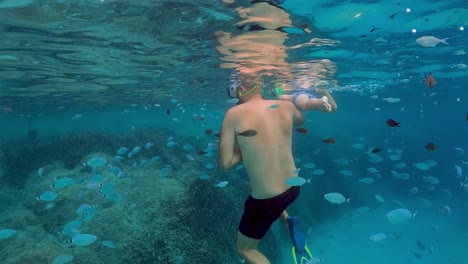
[227,80,241,99]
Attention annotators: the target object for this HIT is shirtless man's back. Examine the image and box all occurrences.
[221,98,302,198]
[219,80,303,264]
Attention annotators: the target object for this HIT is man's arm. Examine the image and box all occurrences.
[218,109,242,171]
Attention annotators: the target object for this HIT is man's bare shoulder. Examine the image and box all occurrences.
[228,100,296,114]
[224,104,242,120]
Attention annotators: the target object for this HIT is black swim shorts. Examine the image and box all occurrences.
[239,186,300,239]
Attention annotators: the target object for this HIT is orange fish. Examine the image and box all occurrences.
[424,73,436,88]
[295,128,308,134]
[322,138,337,144]
[425,142,436,152]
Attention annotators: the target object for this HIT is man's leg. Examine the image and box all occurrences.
[279,211,290,227]
[236,231,270,264]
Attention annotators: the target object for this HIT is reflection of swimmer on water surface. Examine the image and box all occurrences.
[215,0,311,76]
[219,0,315,40]
[234,0,311,35]
[217,0,337,112]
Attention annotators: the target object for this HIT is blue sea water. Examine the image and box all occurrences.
[0,0,467,263]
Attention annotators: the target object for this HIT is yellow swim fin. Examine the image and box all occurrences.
[292,243,313,264]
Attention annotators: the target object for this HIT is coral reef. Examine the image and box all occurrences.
[0,129,264,263]
[119,172,245,263]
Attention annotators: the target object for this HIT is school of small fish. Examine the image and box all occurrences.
[26,136,215,260]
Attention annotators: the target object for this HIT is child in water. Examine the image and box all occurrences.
[273,83,337,112]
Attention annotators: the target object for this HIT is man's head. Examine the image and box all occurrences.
[227,74,263,102]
